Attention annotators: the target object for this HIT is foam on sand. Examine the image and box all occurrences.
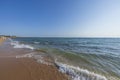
[55,60,107,80]
[16,52,52,65]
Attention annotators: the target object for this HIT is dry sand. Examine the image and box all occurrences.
[0,39,69,80]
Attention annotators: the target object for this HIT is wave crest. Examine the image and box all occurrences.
[10,40,34,50]
[55,60,107,80]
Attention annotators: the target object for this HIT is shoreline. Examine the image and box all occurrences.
[2,38,119,80]
[0,39,69,80]
[8,38,109,80]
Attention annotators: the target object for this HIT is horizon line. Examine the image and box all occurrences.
[16,36,120,38]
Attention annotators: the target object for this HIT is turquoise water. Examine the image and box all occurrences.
[12,38,120,80]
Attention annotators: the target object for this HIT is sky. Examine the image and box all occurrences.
[0,0,120,37]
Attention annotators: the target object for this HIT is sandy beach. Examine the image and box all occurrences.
[0,39,68,80]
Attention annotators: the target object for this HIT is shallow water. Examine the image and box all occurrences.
[11,38,120,80]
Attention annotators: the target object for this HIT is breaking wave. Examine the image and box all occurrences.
[55,60,107,80]
[10,40,34,50]
[34,42,40,44]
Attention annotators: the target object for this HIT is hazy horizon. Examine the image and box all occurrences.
[0,0,120,37]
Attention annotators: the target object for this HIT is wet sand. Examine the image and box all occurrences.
[0,40,68,80]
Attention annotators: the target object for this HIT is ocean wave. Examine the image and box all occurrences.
[34,42,40,44]
[55,60,107,80]
[10,40,34,50]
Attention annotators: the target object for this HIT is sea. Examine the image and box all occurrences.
[9,37,120,80]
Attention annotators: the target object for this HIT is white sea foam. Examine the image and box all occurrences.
[16,53,34,58]
[34,42,40,44]
[55,60,107,80]
[10,40,34,50]
[16,52,52,65]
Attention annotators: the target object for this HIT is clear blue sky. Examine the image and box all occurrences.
[0,0,120,37]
